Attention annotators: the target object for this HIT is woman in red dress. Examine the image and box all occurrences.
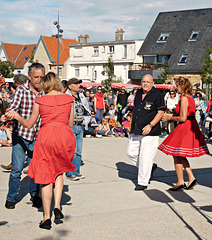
[6,72,76,230]
[158,77,209,191]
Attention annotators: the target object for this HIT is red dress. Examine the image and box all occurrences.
[158,95,209,157]
[28,94,76,184]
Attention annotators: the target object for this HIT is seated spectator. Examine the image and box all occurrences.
[88,110,99,133]
[97,117,112,137]
[123,114,132,137]
[0,121,12,147]
[113,121,124,137]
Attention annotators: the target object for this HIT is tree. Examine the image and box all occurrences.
[101,56,116,91]
[0,60,16,78]
[156,62,173,84]
[201,42,212,101]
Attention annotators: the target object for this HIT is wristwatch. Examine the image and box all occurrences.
[149,123,153,128]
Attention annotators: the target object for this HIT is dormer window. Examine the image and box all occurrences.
[178,54,188,64]
[23,57,29,61]
[189,31,199,41]
[23,47,27,51]
[157,33,169,42]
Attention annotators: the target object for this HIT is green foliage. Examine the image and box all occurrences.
[156,62,172,84]
[101,56,116,91]
[201,42,212,85]
[0,60,16,78]
[29,49,35,63]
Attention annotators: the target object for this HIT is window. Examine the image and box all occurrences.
[23,57,28,61]
[143,56,157,63]
[93,46,99,56]
[94,70,97,80]
[189,31,199,41]
[157,33,169,42]
[124,45,127,58]
[102,46,105,53]
[75,67,80,77]
[23,47,27,51]
[178,54,188,64]
[157,55,170,63]
[109,45,114,53]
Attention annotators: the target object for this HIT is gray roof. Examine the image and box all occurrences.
[138,8,212,73]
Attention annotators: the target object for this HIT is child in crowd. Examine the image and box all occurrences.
[113,121,124,137]
[97,117,112,137]
[123,114,132,137]
[108,103,116,129]
[6,122,13,134]
[0,121,12,147]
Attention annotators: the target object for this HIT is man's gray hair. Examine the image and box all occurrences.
[28,63,45,76]
[13,74,28,85]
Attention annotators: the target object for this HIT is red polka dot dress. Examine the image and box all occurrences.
[28,94,76,184]
[158,95,209,157]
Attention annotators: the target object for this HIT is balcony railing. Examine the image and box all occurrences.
[129,63,165,71]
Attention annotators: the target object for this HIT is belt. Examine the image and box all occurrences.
[187,116,195,120]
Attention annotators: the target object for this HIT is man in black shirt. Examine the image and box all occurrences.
[127,74,165,190]
[116,86,129,123]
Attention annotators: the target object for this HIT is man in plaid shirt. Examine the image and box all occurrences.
[5,63,45,209]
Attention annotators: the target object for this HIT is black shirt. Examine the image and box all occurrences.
[117,92,129,108]
[131,87,165,136]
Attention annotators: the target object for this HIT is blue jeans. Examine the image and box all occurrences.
[95,108,104,122]
[66,125,83,176]
[7,135,39,202]
[97,130,112,136]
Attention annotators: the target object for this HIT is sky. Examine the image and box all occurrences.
[0,0,212,44]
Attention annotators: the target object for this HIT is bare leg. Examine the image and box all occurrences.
[173,156,185,186]
[53,174,63,210]
[180,157,195,186]
[41,183,53,221]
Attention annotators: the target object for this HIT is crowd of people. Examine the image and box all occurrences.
[0,63,211,230]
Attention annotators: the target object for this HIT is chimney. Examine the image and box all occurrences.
[78,34,90,43]
[51,34,63,43]
[115,29,125,41]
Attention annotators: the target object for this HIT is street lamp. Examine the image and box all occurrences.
[53,12,63,76]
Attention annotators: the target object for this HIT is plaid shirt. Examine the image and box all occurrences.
[9,81,44,141]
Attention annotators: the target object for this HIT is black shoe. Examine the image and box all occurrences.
[134,185,147,191]
[54,208,64,219]
[5,200,15,209]
[31,195,42,208]
[149,163,158,182]
[39,219,52,230]
[184,179,198,190]
[168,184,186,191]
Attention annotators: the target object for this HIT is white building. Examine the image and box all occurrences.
[66,30,144,83]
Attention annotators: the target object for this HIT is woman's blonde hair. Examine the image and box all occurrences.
[40,72,64,94]
[176,76,192,95]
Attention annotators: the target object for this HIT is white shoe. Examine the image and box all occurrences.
[76,174,85,179]
[86,135,91,138]
[96,134,102,138]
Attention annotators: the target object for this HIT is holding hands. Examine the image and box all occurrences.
[161,113,173,122]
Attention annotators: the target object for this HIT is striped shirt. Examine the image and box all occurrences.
[9,81,44,141]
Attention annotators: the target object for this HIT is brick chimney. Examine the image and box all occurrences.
[78,34,90,43]
[115,29,125,41]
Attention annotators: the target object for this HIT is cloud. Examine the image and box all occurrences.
[0,0,212,44]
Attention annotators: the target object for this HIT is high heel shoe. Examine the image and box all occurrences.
[184,179,198,190]
[168,183,186,191]
[54,208,64,219]
[39,219,52,230]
